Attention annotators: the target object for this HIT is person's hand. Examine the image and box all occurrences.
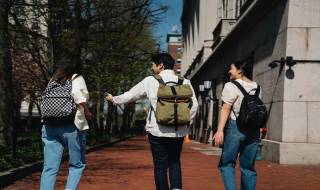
[84,109,93,120]
[213,130,224,146]
[105,94,114,103]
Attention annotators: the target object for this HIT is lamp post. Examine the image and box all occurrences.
[198,81,213,143]
[196,84,204,141]
[204,80,212,90]
[199,84,205,93]
[198,80,220,144]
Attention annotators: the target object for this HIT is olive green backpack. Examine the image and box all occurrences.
[151,74,193,130]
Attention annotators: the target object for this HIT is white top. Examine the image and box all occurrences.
[71,74,90,131]
[113,70,199,137]
[221,79,261,120]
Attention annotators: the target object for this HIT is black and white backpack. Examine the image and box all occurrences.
[231,81,268,132]
[41,79,77,125]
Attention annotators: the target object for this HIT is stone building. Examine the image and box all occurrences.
[181,0,320,164]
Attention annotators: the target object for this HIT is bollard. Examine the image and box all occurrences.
[184,135,190,144]
[256,141,263,160]
[256,127,267,160]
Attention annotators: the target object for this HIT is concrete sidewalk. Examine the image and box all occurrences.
[4,135,320,190]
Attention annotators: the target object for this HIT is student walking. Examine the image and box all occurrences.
[40,59,92,190]
[213,61,267,190]
[106,53,198,190]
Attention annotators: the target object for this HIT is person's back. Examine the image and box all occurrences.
[40,58,92,190]
[106,53,198,190]
[141,70,197,137]
[222,78,261,121]
[213,61,263,190]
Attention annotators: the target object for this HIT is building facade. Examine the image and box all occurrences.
[181,0,320,165]
[167,32,183,75]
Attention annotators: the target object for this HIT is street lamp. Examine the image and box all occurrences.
[198,81,215,143]
[204,80,212,90]
[268,56,320,80]
[198,80,220,144]
[199,84,205,92]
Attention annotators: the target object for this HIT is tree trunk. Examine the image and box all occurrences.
[26,97,34,132]
[47,0,59,72]
[122,105,128,133]
[0,1,14,148]
[47,0,69,71]
[113,106,119,135]
[96,98,101,129]
[106,102,113,134]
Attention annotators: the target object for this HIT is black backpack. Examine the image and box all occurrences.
[231,81,268,131]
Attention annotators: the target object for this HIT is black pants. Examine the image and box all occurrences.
[148,134,184,190]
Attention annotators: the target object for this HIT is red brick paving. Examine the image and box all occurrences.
[4,135,320,190]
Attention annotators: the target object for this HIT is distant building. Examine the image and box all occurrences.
[181,0,320,165]
[167,32,183,75]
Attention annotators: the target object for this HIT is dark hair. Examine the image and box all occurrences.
[52,57,81,83]
[232,61,250,77]
[151,53,175,70]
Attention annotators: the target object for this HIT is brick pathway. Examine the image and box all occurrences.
[3,136,320,190]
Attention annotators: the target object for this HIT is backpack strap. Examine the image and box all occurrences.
[177,76,184,85]
[231,81,249,97]
[168,86,178,131]
[153,74,165,85]
[148,105,154,123]
[254,85,260,96]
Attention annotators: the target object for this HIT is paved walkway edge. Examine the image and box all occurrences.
[0,135,135,188]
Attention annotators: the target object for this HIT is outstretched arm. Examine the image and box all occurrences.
[106,78,148,105]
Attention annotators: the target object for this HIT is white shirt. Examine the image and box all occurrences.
[71,74,90,131]
[221,79,261,120]
[113,70,199,137]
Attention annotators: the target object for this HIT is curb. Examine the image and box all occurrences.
[0,135,135,188]
[0,161,43,188]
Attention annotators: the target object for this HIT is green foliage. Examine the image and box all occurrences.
[0,133,42,172]
[0,0,168,172]
[0,131,134,172]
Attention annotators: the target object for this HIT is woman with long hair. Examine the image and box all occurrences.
[213,61,262,190]
[40,57,92,190]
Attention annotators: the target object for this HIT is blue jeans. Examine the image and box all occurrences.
[219,120,260,190]
[40,124,86,190]
[148,134,184,190]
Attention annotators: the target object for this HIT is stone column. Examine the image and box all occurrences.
[262,0,320,165]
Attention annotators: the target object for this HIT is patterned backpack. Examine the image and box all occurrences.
[41,79,76,125]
